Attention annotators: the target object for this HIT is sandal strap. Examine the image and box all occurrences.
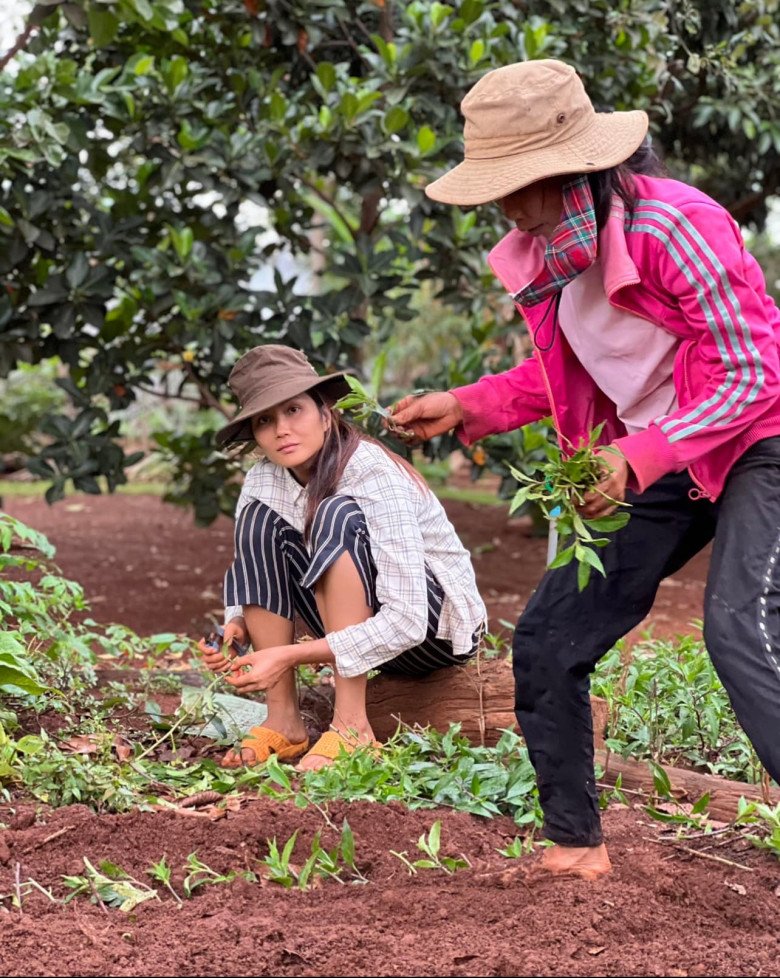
[240,726,309,758]
[303,730,382,761]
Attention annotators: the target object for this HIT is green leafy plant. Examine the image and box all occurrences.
[62,858,158,912]
[509,425,630,590]
[734,799,780,859]
[261,830,301,889]
[334,350,416,445]
[592,636,760,782]
[146,856,182,904]
[391,820,471,875]
[289,725,542,829]
[498,833,544,859]
[261,820,366,890]
[182,853,254,898]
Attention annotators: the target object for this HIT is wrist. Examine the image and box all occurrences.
[447,391,465,423]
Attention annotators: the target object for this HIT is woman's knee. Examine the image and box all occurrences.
[309,495,366,549]
[236,499,287,552]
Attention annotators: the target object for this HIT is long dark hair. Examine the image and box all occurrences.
[587,133,666,229]
[303,395,427,541]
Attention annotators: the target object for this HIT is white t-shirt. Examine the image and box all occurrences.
[558,259,679,434]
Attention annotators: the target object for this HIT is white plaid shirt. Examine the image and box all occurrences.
[225,441,487,677]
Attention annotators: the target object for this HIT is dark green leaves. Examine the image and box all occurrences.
[509,425,631,590]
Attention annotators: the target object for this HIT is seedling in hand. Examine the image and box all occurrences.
[509,424,630,590]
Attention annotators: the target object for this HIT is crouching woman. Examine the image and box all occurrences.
[198,344,487,771]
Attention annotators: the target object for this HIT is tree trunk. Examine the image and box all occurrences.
[595,750,780,823]
[365,657,608,748]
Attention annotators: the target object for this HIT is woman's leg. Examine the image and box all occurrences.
[703,437,780,784]
[222,607,307,765]
[515,472,715,876]
[222,500,315,765]
[294,497,380,771]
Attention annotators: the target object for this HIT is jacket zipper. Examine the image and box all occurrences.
[514,299,565,450]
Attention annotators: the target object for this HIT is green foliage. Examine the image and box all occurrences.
[592,635,761,782]
[1,0,778,516]
[146,855,183,902]
[265,725,543,828]
[334,352,416,444]
[261,819,365,889]
[0,359,67,460]
[509,425,631,589]
[62,857,158,912]
[735,798,780,858]
[182,852,254,897]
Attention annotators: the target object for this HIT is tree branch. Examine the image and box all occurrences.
[298,177,358,242]
[0,20,39,72]
[182,363,231,417]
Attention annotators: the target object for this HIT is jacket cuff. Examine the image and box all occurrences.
[613,425,679,494]
[451,383,502,445]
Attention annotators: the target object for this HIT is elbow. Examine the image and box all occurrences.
[404,616,428,648]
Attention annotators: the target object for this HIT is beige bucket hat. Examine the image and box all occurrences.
[215,344,351,448]
[426,59,649,206]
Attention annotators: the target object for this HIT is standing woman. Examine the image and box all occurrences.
[198,344,486,772]
[393,59,780,878]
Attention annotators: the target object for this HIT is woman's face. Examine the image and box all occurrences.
[499,176,567,239]
[252,392,330,480]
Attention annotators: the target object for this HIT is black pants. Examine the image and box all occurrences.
[514,436,780,847]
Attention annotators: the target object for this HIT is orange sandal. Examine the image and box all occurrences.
[296,730,382,769]
[220,726,310,768]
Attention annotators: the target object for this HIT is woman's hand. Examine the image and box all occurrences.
[225,646,292,693]
[196,618,248,674]
[578,449,630,519]
[390,392,464,440]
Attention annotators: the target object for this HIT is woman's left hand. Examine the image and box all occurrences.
[225,647,292,693]
[578,449,630,519]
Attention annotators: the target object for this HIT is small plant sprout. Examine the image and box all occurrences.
[261,831,300,889]
[391,820,471,875]
[734,799,780,858]
[509,423,630,590]
[261,821,366,890]
[146,856,182,904]
[182,853,254,898]
[334,350,415,442]
[498,834,541,859]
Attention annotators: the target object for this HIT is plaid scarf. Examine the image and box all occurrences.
[512,175,598,307]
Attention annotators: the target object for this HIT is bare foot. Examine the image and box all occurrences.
[538,843,612,880]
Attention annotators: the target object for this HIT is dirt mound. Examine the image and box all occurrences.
[0,799,778,977]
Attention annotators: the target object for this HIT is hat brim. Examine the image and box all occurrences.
[426,111,649,206]
[215,373,352,448]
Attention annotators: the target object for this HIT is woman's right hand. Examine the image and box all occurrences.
[197,618,248,674]
[390,392,464,441]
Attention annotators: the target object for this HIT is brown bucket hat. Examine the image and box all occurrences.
[426,59,649,206]
[215,344,352,448]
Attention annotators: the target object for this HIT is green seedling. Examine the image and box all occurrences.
[146,856,182,903]
[261,830,300,888]
[182,852,254,897]
[261,820,366,890]
[334,350,416,442]
[734,799,780,858]
[391,820,471,875]
[509,423,630,590]
[498,833,543,859]
[62,858,158,912]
